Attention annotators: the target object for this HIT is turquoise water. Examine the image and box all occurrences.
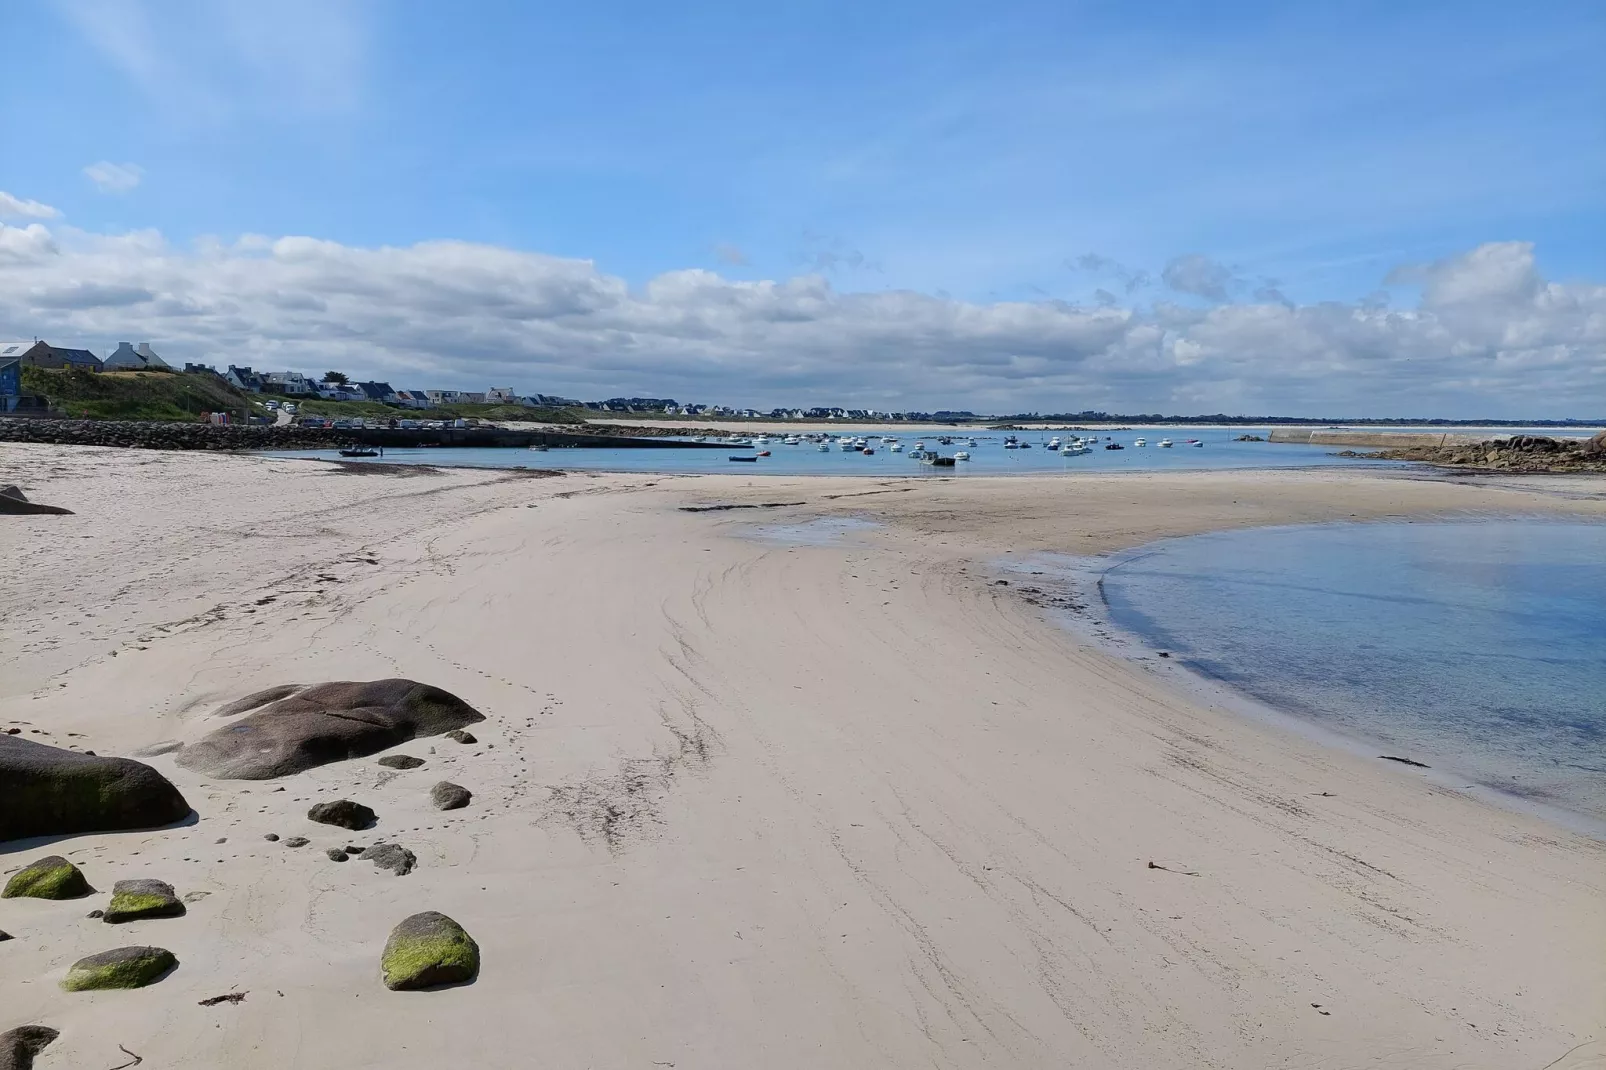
[265,427,1401,476]
[1097,520,1606,824]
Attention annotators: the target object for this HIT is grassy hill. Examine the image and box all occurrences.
[19,367,589,425]
[23,367,254,421]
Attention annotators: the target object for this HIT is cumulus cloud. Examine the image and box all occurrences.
[83,162,145,194]
[0,192,61,220]
[1162,253,1238,301]
[0,223,1599,416]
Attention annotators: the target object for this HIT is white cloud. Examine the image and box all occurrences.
[1162,254,1237,301]
[83,162,144,194]
[0,192,61,220]
[0,223,1600,416]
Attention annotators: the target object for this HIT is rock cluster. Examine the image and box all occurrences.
[175,679,485,779]
[1365,433,1606,472]
[0,417,343,452]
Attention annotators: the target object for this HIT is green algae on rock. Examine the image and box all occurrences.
[2,856,90,900]
[381,911,479,990]
[103,879,185,923]
[61,946,177,991]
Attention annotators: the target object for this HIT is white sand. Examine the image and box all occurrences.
[1,445,1602,1069]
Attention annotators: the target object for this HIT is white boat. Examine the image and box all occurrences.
[817,442,830,452]
[1004,441,1018,449]
[1047,437,1061,450]
[1060,444,1091,456]
[889,442,903,452]
[1158,438,1173,448]
[954,451,971,461]
[967,439,978,447]
[1191,440,1204,447]
[1134,437,1147,447]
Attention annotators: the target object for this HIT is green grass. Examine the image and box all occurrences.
[272,394,586,424]
[23,367,253,421]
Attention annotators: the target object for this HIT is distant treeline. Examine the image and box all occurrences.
[1001,412,1606,427]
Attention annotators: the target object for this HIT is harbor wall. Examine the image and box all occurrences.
[1269,429,1494,449]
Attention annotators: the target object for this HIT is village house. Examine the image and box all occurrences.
[0,340,103,372]
[104,341,172,371]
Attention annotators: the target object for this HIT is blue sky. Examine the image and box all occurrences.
[1,0,1602,415]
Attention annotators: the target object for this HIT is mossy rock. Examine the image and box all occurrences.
[3,856,90,900]
[381,911,479,990]
[103,879,185,923]
[61,945,177,991]
[0,736,189,845]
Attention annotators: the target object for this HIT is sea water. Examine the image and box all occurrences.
[263,427,1397,476]
[1097,519,1606,825]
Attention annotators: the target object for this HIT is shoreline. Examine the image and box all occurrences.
[1001,531,1606,841]
[2,444,1602,1068]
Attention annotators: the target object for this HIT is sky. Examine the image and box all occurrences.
[1,0,1602,417]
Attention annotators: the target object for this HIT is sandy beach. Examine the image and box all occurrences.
[2,444,1603,1069]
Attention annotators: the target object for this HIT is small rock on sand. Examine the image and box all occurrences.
[360,843,417,876]
[430,782,472,811]
[326,848,349,862]
[381,911,479,990]
[282,836,309,848]
[0,1024,59,1070]
[61,945,177,991]
[2,856,91,900]
[377,754,425,769]
[445,729,477,745]
[103,879,185,923]
[263,833,280,842]
[307,800,376,830]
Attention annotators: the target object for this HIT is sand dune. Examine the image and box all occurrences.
[1,445,1602,1069]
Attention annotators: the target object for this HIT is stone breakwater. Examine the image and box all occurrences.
[0,418,345,451]
[1346,432,1606,473]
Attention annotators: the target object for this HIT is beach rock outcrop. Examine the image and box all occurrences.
[0,485,73,516]
[445,729,476,745]
[430,782,472,811]
[174,679,485,779]
[3,856,91,900]
[381,911,479,990]
[61,946,177,991]
[360,843,417,876]
[308,800,376,830]
[377,754,425,770]
[0,1025,60,1070]
[103,879,185,923]
[0,736,190,843]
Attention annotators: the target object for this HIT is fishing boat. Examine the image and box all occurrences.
[889,442,904,452]
[783,436,800,445]
[817,443,830,452]
[954,450,971,461]
[862,447,875,455]
[1003,441,1019,449]
[1191,440,1204,447]
[1134,437,1147,447]
[1105,443,1124,450]
[1158,438,1173,448]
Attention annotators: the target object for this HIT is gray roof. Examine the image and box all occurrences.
[0,342,40,358]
